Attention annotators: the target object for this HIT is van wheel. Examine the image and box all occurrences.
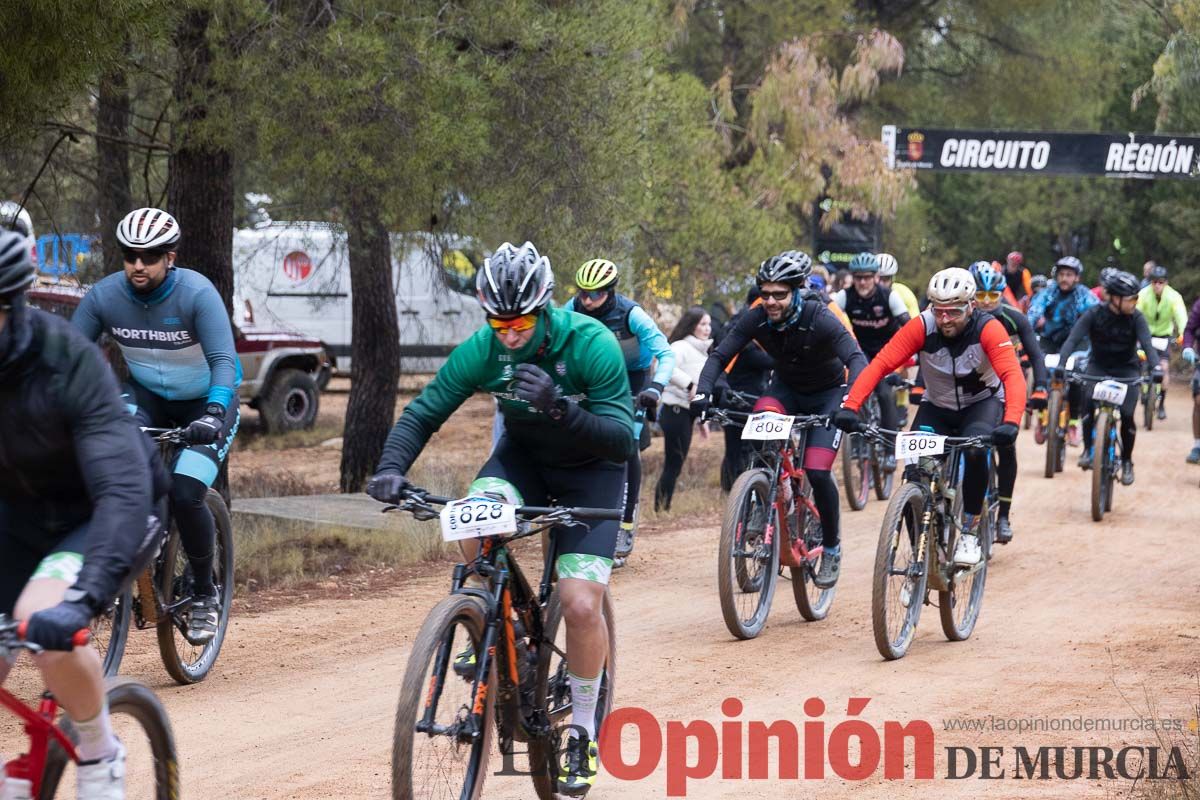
[260,368,319,433]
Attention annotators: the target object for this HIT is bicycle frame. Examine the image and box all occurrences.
[0,690,79,794]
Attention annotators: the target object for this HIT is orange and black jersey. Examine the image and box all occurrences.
[846,310,1027,426]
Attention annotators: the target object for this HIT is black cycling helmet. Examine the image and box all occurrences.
[1031,274,1049,291]
[476,241,555,317]
[1102,269,1141,298]
[1148,264,1169,281]
[1053,256,1083,276]
[0,229,35,301]
[756,250,813,287]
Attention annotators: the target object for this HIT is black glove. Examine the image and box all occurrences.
[884,373,906,388]
[991,422,1020,446]
[24,599,94,651]
[833,408,862,432]
[366,470,410,504]
[1027,387,1048,410]
[513,364,561,415]
[185,404,226,445]
[637,383,663,410]
[1152,364,1164,384]
[1050,366,1065,382]
[689,393,711,418]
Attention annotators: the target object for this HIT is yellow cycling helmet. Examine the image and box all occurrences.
[576,258,619,291]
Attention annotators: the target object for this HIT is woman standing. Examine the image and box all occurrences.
[655,306,712,511]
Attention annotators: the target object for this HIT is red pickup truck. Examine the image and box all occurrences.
[27,282,330,434]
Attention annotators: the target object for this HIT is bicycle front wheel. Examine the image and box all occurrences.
[1091,411,1112,521]
[871,482,928,660]
[529,588,617,800]
[1142,383,1156,431]
[1044,387,1063,479]
[718,469,779,639]
[42,677,180,800]
[393,594,493,800]
[157,490,234,684]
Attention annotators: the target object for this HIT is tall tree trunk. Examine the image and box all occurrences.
[97,53,132,276]
[167,8,235,313]
[339,196,401,492]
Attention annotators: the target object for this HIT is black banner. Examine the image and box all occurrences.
[813,197,880,266]
[883,126,1200,179]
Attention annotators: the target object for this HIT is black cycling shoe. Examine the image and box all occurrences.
[1120,460,1135,486]
[558,735,599,797]
[995,517,1013,545]
[1157,405,1166,421]
[1077,450,1093,470]
[452,646,477,681]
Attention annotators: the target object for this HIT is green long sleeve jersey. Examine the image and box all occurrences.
[377,305,635,474]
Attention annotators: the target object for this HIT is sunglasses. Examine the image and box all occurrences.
[578,289,608,302]
[760,289,793,302]
[487,313,538,334]
[122,248,168,265]
[852,273,877,280]
[932,304,969,320]
[975,290,1002,302]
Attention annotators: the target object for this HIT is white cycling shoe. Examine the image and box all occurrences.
[952,533,982,568]
[77,741,126,800]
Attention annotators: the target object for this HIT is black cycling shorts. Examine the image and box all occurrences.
[472,438,626,584]
[0,512,90,615]
[753,379,844,471]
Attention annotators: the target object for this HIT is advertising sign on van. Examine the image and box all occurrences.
[282,250,313,283]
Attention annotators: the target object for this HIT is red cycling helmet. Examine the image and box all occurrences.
[1007,251,1024,266]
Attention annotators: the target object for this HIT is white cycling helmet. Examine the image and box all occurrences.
[927,267,976,304]
[876,253,898,277]
[116,207,180,250]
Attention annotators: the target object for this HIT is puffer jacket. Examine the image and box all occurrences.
[663,335,711,408]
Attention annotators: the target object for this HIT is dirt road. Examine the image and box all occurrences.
[7,394,1200,799]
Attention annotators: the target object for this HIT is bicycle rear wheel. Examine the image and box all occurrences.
[871,438,894,501]
[1044,388,1063,479]
[529,588,616,800]
[157,490,234,684]
[42,677,180,800]
[718,469,779,639]
[1091,412,1112,521]
[790,487,835,621]
[92,587,131,678]
[393,594,493,800]
[871,483,928,660]
[841,433,870,510]
[938,510,989,642]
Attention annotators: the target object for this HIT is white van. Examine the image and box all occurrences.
[233,223,486,373]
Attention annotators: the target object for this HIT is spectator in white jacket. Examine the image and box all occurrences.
[655,306,712,511]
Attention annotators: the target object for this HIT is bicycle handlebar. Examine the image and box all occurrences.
[0,616,90,654]
[387,488,624,522]
[854,424,993,448]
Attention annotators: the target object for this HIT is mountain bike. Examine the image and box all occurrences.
[842,386,905,510]
[860,425,997,661]
[1139,337,1169,431]
[386,486,620,800]
[0,615,180,799]
[709,409,835,640]
[1039,352,1082,478]
[1069,373,1147,522]
[91,427,235,684]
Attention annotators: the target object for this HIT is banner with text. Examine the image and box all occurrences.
[882,125,1200,179]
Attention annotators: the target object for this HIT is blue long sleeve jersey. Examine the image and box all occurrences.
[567,294,675,387]
[73,267,242,409]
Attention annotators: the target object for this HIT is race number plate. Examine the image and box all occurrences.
[741,411,795,440]
[1151,337,1169,351]
[439,497,517,542]
[1092,380,1128,406]
[895,432,947,460]
[1044,353,1060,369]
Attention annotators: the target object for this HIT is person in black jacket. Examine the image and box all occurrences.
[1060,270,1161,485]
[0,229,158,798]
[694,250,867,588]
[713,286,774,491]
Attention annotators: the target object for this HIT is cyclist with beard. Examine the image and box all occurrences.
[692,250,867,588]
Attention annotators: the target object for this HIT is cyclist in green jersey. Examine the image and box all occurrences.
[1136,264,1187,421]
[366,242,633,797]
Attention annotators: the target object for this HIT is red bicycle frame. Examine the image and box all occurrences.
[773,443,823,569]
[0,688,79,795]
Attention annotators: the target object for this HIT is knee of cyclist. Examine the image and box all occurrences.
[170,474,208,509]
[805,468,834,487]
[559,587,604,627]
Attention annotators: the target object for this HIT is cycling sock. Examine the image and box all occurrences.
[73,699,118,762]
[824,544,841,557]
[568,671,602,740]
[1194,439,1200,449]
